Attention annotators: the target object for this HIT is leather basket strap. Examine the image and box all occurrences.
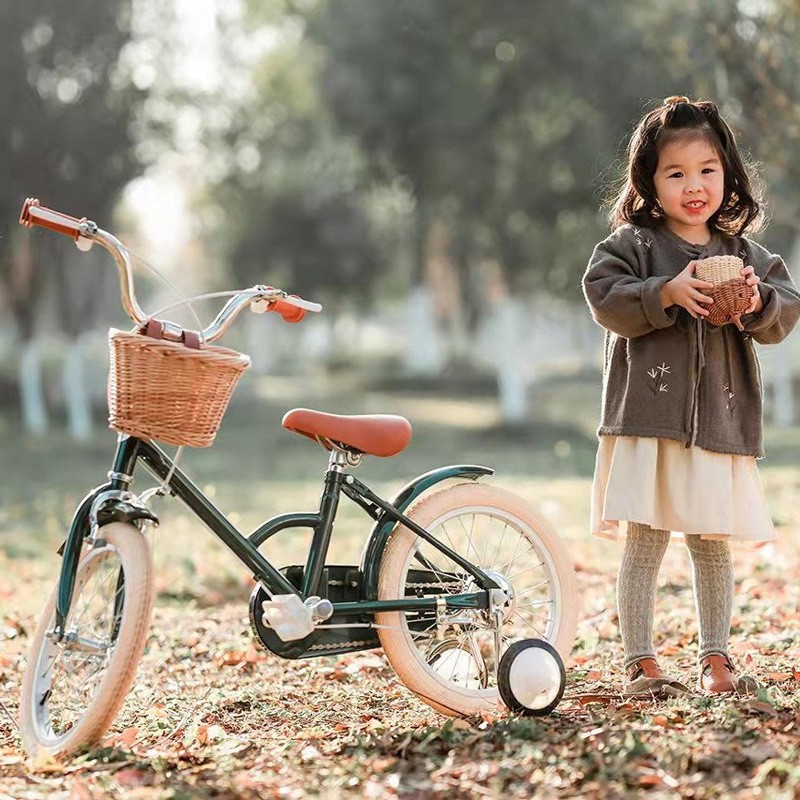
[181,330,202,349]
[139,319,201,350]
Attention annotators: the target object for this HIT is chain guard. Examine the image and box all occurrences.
[249,564,469,660]
[249,565,380,659]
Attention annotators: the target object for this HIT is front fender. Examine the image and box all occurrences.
[55,486,159,634]
[55,483,111,633]
[359,464,493,600]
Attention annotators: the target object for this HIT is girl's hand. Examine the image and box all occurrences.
[730,265,763,330]
[660,261,715,319]
[741,265,763,314]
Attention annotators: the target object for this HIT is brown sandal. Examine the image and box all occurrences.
[624,657,690,698]
[698,654,760,695]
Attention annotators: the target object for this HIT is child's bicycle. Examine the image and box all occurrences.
[17,198,579,759]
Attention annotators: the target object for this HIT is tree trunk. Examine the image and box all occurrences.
[62,337,93,441]
[19,339,49,436]
[404,199,444,375]
[404,284,444,375]
[495,298,527,424]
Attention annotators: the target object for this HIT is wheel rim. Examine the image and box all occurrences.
[397,505,565,698]
[30,546,126,745]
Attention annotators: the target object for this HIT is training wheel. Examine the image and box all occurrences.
[498,638,566,716]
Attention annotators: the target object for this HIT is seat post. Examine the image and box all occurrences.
[327,448,349,472]
[324,440,362,470]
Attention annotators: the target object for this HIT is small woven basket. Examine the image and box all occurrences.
[694,255,751,326]
[108,329,251,447]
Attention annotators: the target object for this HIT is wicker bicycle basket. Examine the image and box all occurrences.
[694,255,751,326]
[108,328,251,447]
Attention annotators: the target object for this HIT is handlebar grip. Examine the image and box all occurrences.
[271,296,306,323]
[19,198,85,240]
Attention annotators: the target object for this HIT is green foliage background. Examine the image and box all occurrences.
[1,0,799,339]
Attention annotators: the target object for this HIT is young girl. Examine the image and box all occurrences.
[583,96,800,696]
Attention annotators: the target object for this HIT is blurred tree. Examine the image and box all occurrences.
[307,0,694,388]
[0,1,142,436]
[644,0,800,227]
[310,1,688,315]
[204,2,381,309]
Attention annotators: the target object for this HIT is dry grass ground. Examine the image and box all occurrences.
[1,374,800,798]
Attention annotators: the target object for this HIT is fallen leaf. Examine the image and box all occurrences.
[479,707,504,725]
[69,779,94,800]
[28,752,64,774]
[764,672,793,682]
[114,767,154,789]
[573,693,618,705]
[104,726,139,749]
[638,773,663,788]
[745,700,777,717]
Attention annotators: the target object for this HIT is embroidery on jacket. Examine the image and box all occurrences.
[723,383,736,415]
[646,362,670,395]
[633,228,653,251]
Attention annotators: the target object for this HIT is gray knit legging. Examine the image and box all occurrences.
[617,521,734,669]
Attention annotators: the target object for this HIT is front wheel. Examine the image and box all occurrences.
[20,523,154,758]
[376,483,578,717]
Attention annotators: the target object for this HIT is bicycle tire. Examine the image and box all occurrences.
[376,483,578,717]
[20,522,154,758]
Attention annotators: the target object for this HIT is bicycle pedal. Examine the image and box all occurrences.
[261,594,314,641]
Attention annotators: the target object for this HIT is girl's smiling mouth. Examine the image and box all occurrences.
[684,200,706,211]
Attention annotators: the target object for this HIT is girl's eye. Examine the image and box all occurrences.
[702,168,716,174]
[668,172,683,179]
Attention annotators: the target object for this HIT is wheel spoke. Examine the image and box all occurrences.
[507,560,546,582]
[515,579,551,599]
[456,515,484,566]
[413,544,460,593]
[495,541,538,575]
[488,519,509,571]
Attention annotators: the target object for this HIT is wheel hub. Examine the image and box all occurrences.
[465,569,516,621]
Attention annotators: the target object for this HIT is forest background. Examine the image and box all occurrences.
[2,2,800,798]
[2,0,800,434]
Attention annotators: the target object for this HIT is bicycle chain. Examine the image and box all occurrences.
[310,639,372,651]
[406,582,462,590]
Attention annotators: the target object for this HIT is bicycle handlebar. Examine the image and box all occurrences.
[20,198,86,240]
[19,198,321,343]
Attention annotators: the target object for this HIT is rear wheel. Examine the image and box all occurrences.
[376,483,577,716]
[20,523,154,758]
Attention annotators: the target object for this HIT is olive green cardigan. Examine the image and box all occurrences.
[583,224,800,456]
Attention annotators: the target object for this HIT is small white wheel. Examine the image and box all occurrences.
[498,638,565,716]
[20,523,154,759]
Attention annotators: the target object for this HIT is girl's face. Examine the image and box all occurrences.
[653,136,725,244]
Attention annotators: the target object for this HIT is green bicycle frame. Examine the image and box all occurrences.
[54,435,499,633]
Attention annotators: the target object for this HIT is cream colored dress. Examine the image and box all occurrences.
[591,435,775,544]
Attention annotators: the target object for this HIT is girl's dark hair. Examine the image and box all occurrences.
[610,96,763,235]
